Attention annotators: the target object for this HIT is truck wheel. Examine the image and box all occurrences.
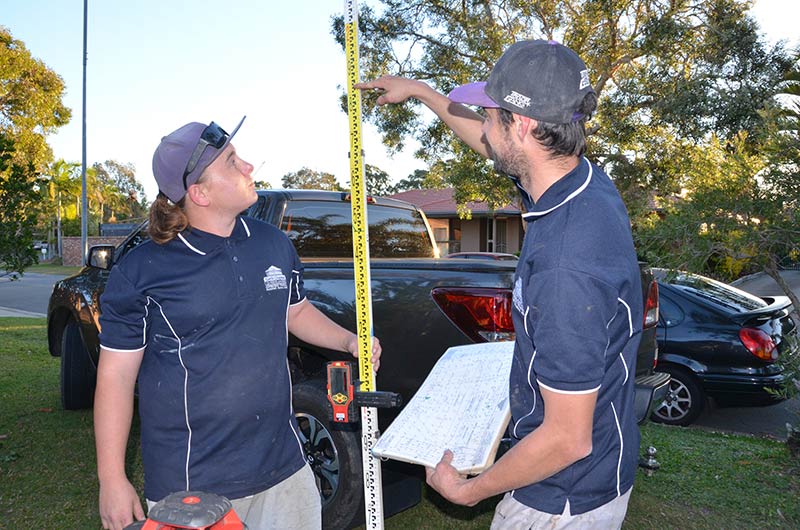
[293,380,362,530]
[60,320,95,410]
[650,366,704,426]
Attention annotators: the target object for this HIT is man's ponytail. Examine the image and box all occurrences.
[148,192,189,244]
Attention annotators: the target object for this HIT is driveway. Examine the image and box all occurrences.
[731,270,800,299]
[693,397,800,442]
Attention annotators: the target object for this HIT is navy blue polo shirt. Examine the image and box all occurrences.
[99,216,307,501]
[508,157,642,515]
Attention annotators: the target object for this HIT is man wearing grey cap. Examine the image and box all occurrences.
[358,40,642,529]
[93,117,381,530]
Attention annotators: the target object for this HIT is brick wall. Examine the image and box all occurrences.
[62,236,126,267]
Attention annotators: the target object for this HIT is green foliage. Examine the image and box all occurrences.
[0,136,38,275]
[281,167,343,191]
[633,49,800,325]
[0,26,71,275]
[392,168,430,192]
[331,0,790,214]
[92,160,149,221]
[45,159,147,238]
[0,26,71,170]
[364,163,394,195]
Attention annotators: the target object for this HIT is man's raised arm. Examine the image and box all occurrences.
[355,76,490,159]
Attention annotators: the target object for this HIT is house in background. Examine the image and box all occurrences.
[388,188,523,256]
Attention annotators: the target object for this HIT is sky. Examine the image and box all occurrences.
[3,0,799,203]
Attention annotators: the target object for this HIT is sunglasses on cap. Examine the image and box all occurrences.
[181,121,230,190]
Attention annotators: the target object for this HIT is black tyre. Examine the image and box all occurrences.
[60,320,95,410]
[293,380,362,530]
[651,366,704,426]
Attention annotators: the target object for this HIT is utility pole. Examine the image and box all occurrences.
[80,0,88,264]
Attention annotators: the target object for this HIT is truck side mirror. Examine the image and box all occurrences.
[88,245,115,270]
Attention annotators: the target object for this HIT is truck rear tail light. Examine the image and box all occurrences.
[739,328,778,361]
[643,281,659,329]
[642,282,658,329]
[431,287,515,343]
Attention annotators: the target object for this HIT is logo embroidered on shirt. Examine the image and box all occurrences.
[513,277,524,314]
[263,266,287,292]
[503,91,531,109]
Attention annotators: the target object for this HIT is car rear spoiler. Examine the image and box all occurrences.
[728,295,793,326]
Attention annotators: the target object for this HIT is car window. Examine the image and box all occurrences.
[667,272,766,313]
[249,193,273,221]
[280,200,435,258]
[114,226,148,263]
[658,294,685,327]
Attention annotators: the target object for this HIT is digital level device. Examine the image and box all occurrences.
[123,491,244,530]
[326,361,402,423]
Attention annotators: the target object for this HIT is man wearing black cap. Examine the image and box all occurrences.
[358,40,642,528]
[93,117,381,530]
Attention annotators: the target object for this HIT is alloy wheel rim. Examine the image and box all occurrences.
[295,412,340,507]
[654,378,692,421]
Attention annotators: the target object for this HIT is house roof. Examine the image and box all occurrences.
[388,188,521,217]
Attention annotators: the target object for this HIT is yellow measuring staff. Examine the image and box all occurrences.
[344,0,384,528]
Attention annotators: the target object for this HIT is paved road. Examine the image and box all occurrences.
[0,271,71,317]
[693,396,800,442]
[731,269,800,298]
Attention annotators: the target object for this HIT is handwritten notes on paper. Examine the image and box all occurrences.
[371,341,514,475]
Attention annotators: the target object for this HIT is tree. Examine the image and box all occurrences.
[0,27,71,275]
[634,128,799,323]
[281,167,343,191]
[363,164,394,195]
[0,26,71,169]
[0,136,38,275]
[331,1,790,213]
[46,159,81,257]
[392,168,429,192]
[92,160,148,222]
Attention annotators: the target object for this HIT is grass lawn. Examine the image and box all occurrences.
[26,263,83,276]
[1,317,798,528]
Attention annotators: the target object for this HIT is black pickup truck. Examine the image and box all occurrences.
[47,189,668,529]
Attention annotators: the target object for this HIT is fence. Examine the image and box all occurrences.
[61,236,126,267]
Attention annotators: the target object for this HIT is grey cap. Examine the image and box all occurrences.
[152,116,245,203]
[448,40,594,123]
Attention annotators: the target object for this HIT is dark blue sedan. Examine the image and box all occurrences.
[651,269,798,426]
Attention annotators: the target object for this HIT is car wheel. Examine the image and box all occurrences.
[60,320,95,410]
[651,366,704,426]
[293,380,362,530]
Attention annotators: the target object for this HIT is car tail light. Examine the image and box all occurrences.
[643,280,659,329]
[431,287,515,343]
[739,327,778,361]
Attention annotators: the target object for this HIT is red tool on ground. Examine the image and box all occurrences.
[123,491,245,530]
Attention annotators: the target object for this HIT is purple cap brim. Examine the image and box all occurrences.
[447,82,499,108]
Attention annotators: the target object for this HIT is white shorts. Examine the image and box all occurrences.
[490,487,632,530]
[147,464,321,530]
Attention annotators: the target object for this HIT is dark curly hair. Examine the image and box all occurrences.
[499,92,597,158]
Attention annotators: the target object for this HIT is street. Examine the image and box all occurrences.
[0,271,65,316]
[1,269,798,440]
